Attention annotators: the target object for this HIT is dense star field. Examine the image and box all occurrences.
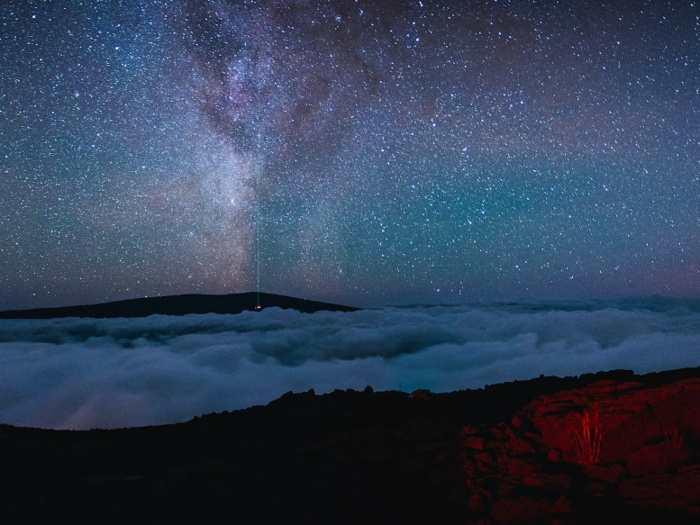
[2,0,700,310]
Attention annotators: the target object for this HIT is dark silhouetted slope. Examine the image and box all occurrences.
[0,292,359,319]
[2,367,700,524]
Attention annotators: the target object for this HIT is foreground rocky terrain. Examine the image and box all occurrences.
[2,367,700,524]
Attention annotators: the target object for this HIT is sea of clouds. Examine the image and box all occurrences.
[2,299,700,430]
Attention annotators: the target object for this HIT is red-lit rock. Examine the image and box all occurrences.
[474,452,495,473]
[523,472,572,492]
[466,479,492,502]
[585,482,606,494]
[583,463,627,483]
[619,467,700,509]
[6,368,700,524]
[468,493,485,513]
[462,424,480,436]
[547,495,574,514]
[490,496,543,525]
[547,449,561,462]
[525,377,700,464]
[670,467,700,498]
[503,457,537,480]
[464,436,484,451]
[491,428,507,441]
[462,457,477,476]
[496,480,521,502]
[508,434,535,455]
[628,443,670,476]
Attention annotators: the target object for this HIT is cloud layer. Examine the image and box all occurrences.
[2,302,700,429]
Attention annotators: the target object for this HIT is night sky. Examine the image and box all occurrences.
[2,0,700,311]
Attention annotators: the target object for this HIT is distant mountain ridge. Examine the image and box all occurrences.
[0,292,359,319]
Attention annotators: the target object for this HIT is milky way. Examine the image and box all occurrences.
[2,0,700,310]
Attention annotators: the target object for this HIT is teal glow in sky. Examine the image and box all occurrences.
[2,0,700,310]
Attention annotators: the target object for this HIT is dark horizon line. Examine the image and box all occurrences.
[0,291,360,319]
[3,292,700,320]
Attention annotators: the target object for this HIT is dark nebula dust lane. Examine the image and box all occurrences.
[2,0,700,311]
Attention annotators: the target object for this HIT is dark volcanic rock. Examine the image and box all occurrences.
[619,467,700,507]
[3,368,700,524]
[525,377,700,465]
[490,496,545,525]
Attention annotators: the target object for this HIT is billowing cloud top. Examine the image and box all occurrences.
[2,300,700,430]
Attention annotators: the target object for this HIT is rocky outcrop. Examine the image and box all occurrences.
[524,378,700,465]
[510,374,700,521]
[2,368,700,524]
[449,371,700,524]
[456,418,575,524]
